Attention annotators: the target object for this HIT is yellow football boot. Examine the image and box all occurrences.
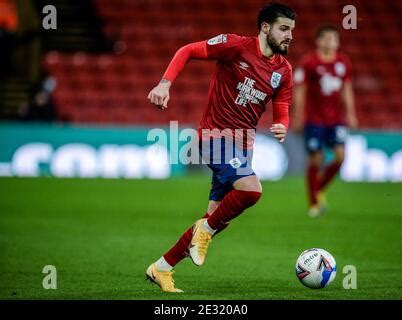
[146,263,183,293]
[189,218,213,266]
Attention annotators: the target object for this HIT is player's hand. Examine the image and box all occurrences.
[270,123,287,143]
[346,114,358,130]
[147,80,171,110]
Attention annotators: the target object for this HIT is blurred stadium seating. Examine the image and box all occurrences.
[3,0,402,129]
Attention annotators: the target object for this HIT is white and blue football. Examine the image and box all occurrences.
[295,248,337,289]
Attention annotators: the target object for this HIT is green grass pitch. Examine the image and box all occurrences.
[0,176,401,300]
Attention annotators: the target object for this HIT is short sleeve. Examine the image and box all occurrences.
[273,65,293,104]
[205,33,244,61]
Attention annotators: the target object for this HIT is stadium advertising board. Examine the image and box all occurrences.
[0,123,177,179]
[0,124,401,182]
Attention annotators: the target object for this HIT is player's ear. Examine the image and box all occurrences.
[261,22,270,34]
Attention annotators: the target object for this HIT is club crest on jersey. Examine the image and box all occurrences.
[334,62,346,77]
[270,72,282,89]
[229,157,242,169]
[207,34,227,45]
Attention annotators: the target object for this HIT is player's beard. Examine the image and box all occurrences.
[267,32,289,55]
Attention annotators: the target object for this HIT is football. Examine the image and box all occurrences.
[295,248,337,289]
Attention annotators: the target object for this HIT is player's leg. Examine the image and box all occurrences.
[318,145,345,202]
[146,178,230,292]
[206,200,230,236]
[233,174,263,192]
[318,144,344,191]
[146,208,216,293]
[146,134,238,291]
[159,199,226,269]
[189,152,262,266]
[316,126,347,210]
[189,177,262,266]
[207,200,220,214]
[206,138,263,229]
[307,151,323,210]
[304,125,325,217]
[205,175,262,230]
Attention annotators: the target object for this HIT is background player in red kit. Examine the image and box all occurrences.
[293,25,358,217]
[146,3,296,292]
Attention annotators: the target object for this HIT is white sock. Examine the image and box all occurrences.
[155,256,173,272]
[203,219,217,234]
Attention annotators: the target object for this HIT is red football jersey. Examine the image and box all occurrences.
[294,51,352,126]
[198,34,293,148]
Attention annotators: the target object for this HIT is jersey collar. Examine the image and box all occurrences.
[255,36,277,61]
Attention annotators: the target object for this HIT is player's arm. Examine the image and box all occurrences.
[148,34,242,110]
[270,102,289,143]
[341,80,358,129]
[147,41,208,110]
[292,83,306,132]
[270,66,293,143]
[291,65,307,133]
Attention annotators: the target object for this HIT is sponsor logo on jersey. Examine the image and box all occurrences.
[207,34,227,45]
[235,76,267,107]
[270,72,282,89]
[239,62,249,70]
[319,73,342,96]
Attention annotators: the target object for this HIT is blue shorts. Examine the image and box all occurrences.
[304,124,348,153]
[199,138,255,201]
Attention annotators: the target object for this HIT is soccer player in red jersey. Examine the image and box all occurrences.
[292,25,358,217]
[146,3,296,292]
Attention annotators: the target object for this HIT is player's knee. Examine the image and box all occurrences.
[335,157,344,166]
[335,152,345,164]
[233,175,262,193]
[332,147,345,164]
[236,190,262,208]
[309,152,323,166]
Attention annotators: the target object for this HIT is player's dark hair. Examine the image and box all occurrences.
[257,2,297,30]
[315,24,339,38]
